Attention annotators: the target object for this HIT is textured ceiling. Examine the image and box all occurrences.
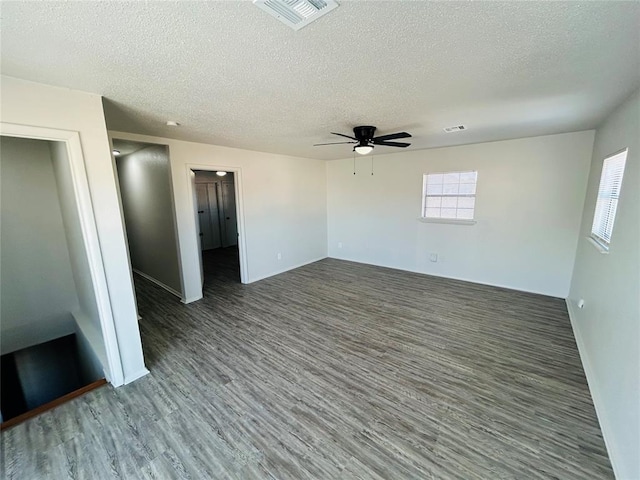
[2,1,639,160]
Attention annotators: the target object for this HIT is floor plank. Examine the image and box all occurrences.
[1,248,613,479]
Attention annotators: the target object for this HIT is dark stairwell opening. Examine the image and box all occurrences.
[1,334,105,427]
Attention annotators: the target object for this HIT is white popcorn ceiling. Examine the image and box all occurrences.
[1,1,639,160]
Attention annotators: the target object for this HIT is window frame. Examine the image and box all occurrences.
[420,170,478,225]
[589,148,628,252]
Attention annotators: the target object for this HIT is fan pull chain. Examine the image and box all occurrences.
[353,150,356,175]
[371,149,374,176]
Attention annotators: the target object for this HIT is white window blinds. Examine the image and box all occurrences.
[591,149,627,248]
[422,170,478,220]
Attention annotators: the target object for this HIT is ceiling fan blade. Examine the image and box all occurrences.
[313,141,357,146]
[331,132,358,140]
[374,141,411,148]
[373,132,411,142]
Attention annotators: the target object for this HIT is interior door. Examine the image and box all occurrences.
[221,181,238,247]
[205,183,222,249]
[196,184,216,250]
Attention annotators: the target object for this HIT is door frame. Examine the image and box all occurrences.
[0,122,125,386]
[186,164,248,285]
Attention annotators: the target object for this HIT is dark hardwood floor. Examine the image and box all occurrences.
[1,249,613,479]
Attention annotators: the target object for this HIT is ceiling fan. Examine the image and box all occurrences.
[314,126,411,155]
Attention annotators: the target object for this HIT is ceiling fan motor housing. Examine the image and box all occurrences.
[354,126,377,143]
[313,126,411,150]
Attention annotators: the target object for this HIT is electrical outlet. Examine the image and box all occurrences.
[338,242,343,249]
[277,252,282,260]
[429,253,438,263]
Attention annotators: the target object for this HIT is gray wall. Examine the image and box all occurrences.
[0,136,78,353]
[568,90,639,479]
[116,145,182,296]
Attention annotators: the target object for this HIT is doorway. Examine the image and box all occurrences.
[193,170,241,284]
[111,139,184,301]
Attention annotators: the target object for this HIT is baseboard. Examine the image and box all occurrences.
[181,295,203,304]
[565,299,623,480]
[132,269,183,300]
[247,256,327,284]
[327,255,564,298]
[123,367,150,385]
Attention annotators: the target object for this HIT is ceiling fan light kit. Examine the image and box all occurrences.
[354,144,373,155]
[314,125,411,156]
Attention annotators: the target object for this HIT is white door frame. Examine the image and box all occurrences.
[0,122,125,386]
[186,164,249,286]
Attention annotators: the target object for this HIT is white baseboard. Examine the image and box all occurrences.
[327,255,564,297]
[181,295,203,304]
[123,367,150,385]
[133,269,183,300]
[247,256,327,284]
[566,299,623,480]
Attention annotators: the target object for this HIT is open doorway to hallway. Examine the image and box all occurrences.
[193,170,241,285]
[112,139,184,302]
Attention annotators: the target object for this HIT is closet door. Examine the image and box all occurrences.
[196,183,221,250]
[206,183,222,249]
[221,181,238,247]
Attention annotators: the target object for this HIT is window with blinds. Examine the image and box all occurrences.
[422,170,478,220]
[591,149,627,249]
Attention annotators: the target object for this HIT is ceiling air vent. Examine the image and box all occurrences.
[253,0,339,31]
[443,125,467,133]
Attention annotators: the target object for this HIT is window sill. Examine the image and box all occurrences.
[587,236,609,254]
[418,217,476,226]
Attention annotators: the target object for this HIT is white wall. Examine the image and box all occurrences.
[50,141,108,378]
[1,76,147,385]
[116,145,182,296]
[567,90,639,480]
[110,131,328,302]
[0,136,78,353]
[74,323,106,383]
[327,131,595,297]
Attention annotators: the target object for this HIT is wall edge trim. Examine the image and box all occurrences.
[248,256,328,284]
[132,269,182,300]
[181,295,204,304]
[123,368,150,385]
[327,255,565,297]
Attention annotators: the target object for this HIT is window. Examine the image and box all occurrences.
[591,149,627,250]
[422,170,477,221]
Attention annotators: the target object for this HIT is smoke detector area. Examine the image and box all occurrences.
[253,0,339,31]
[443,125,467,133]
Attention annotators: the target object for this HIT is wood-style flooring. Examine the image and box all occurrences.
[1,248,614,479]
